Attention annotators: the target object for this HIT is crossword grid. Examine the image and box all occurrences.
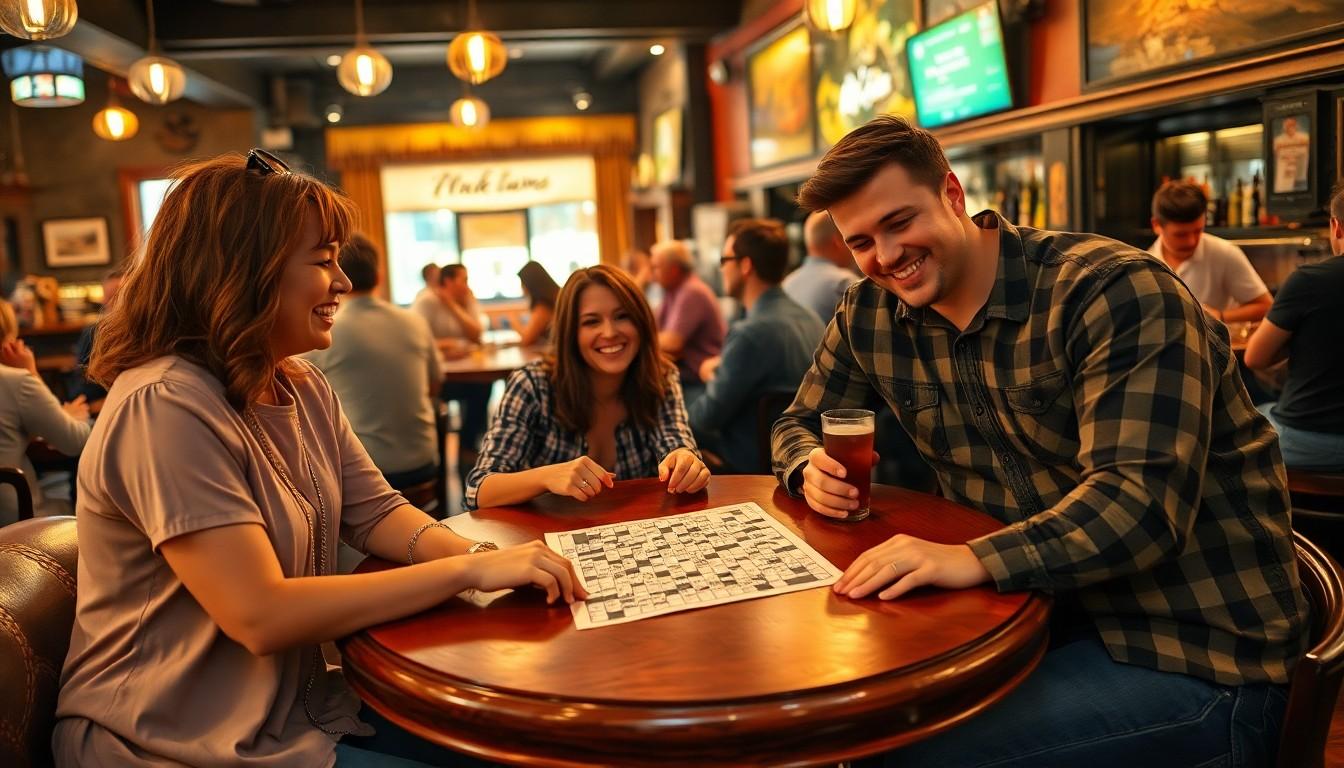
[546,502,841,629]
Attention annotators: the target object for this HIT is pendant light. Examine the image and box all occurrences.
[337,0,392,97]
[0,0,78,41]
[127,0,185,104]
[1,44,84,107]
[92,78,138,141]
[803,0,857,34]
[448,83,488,129]
[446,0,506,85]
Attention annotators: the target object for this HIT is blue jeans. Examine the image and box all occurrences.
[882,631,1286,768]
[334,704,499,767]
[1258,403,1344,472]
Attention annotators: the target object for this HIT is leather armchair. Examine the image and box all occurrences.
[0,516,78,768]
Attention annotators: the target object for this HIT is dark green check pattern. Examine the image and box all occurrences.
[772,212,1309,685]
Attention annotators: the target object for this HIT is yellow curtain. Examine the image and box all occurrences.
[326,115,636,278]
[594,149,632,265]
[334,163,389,298]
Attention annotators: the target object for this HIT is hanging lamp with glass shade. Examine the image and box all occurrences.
[128,0,185,104]
[449,84,489,129]
[0,0,78,41]
[446,0,506,85]
[802,0,856,34]
[1,44,84,107]
[337,0,392,97]
[92,78,138,141]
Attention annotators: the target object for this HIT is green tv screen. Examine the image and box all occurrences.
[907,3,1013,129]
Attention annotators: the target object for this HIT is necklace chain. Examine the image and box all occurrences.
[242,403,346,737]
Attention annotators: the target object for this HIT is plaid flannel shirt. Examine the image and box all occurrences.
[465,360,700,512]
[772,212,1309,686]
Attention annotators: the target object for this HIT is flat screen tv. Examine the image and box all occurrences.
[906,2,1013,129]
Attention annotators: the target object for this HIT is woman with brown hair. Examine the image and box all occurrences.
[466,264,708,511]
[515,260,560,347]
[54,150,582,768]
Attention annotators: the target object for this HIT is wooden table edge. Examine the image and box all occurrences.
[338,593,1052,767]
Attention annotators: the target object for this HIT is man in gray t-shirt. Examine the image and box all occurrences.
[305,235,442,485]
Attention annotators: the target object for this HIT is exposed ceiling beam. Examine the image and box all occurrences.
[157,0,743,52]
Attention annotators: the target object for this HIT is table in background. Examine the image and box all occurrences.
[440,344,541,384]
[340,476,1051,767]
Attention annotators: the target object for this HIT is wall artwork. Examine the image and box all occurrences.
[41,217,110,268]
[814,0,918,149]
[1084,0,1344,87]
[747,22,815,170]
[652,107,683,187]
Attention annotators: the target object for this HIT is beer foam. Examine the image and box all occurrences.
[822,422,872,436]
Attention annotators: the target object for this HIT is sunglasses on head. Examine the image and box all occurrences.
[246,148,292,176]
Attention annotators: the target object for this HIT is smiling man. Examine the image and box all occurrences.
[771,116,1307,766]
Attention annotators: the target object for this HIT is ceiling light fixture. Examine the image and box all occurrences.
[1,44,84,107]
[326,53,342,67]
[649,43,665,56]
[128,0,186,104]
[0,0,78,41]
[446,0,506,85]
[572,90,591,111]
[449,83,489,129]
[92,77,138,141]
[325,103,343,123]
[337,0,392,97]
[803,0,856,34]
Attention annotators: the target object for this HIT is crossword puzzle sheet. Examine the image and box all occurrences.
[545,502,842,630]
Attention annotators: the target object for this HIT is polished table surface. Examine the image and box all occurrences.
[440,344,542,384]
[340,475,1051,767]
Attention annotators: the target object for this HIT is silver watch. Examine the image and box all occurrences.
[466,541,500,554]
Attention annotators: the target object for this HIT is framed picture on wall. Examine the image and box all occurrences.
[41,217,110,268]
[746,21,815,170]
[1263,89,1329,222]
[1082,1,1344,89]
[813,0,918,150]
[652,107,683,187]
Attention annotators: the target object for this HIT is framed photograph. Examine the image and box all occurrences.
[747,21,815,170]
[813,0,918,149]
[41,217,110,268]
[1082,1,1344,89]
[1263,90,1329,221]
[652,107,682,187]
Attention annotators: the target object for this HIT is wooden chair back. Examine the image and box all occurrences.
[1277,531,1344,768]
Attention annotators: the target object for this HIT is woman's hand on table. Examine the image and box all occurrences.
[460,540,589,604]
[834,535,990,600]
[658,448,710,494]
[544,456,615,501]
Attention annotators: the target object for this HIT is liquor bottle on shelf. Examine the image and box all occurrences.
[1228,179,1243,228]
[1202,175,1215,226]
[1242,175,1255,227]
[1251,171,1263,226]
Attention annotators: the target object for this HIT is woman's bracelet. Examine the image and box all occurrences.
[407,521,452,565]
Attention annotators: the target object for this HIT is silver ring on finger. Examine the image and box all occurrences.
[580,480,590,488]
[890,561,900,575]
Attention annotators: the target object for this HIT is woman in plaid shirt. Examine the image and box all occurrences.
[466,265,709,511]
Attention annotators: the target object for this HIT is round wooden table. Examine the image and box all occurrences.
[440,344,541,384]
[340,476,1051,767]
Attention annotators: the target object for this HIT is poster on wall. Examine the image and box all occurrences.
[813,0,918,150]
[747,22,815,170]
[653,107,682,187]
[1084,0,1344,88]
[42,217,110,268]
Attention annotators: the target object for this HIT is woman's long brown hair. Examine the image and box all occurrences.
[549,264,672,433]
[88,154,356,408]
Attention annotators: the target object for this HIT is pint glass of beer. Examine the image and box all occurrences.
[821,409,875,522]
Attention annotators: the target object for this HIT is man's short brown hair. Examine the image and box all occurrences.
[1151,181,1207,224]
[797,115,951,212]
[727,218,789,283]
[1329,179,1344,222]
[339,233,380,292]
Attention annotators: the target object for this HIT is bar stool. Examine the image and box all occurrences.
[1287,470,1344,565]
